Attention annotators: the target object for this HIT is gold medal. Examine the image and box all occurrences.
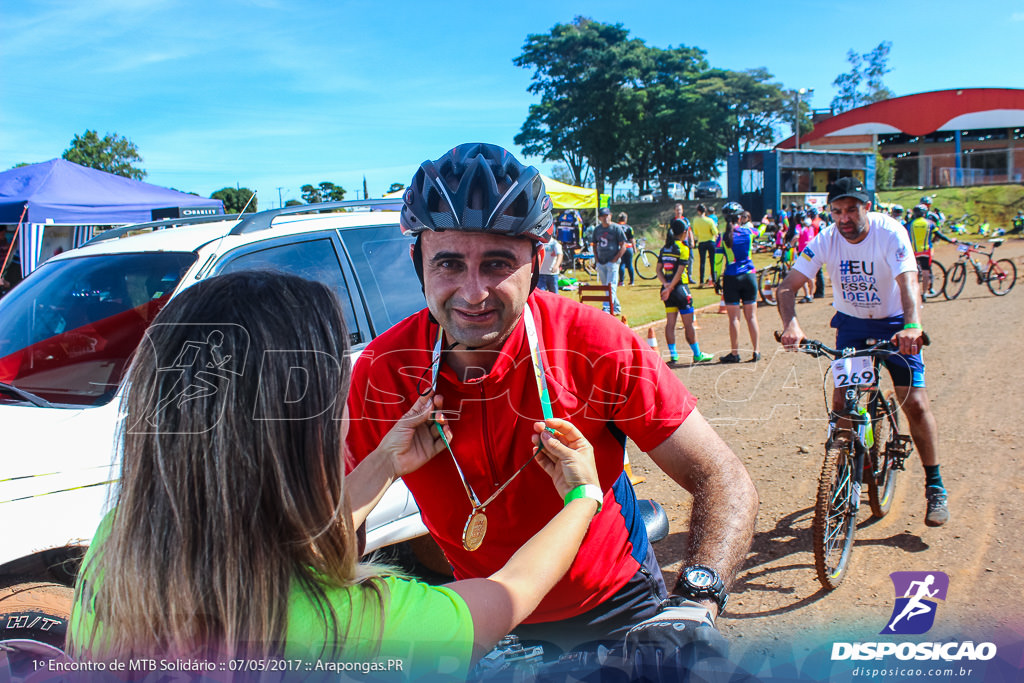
[462,509,488,551]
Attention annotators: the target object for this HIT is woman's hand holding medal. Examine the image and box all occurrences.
[531,418,599,499]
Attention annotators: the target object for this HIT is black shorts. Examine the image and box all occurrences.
[722,271,757,305]
[664,283,693,313]
[916,254,932,273]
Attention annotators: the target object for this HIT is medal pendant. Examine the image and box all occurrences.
[462,510,488,551]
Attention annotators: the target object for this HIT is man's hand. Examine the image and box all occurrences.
[623,598,729,681]
[779,319,806,350]
[891,327,925,356]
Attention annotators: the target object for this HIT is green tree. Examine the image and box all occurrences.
[876,152,895,190]
[211,187,257,213]
[318,182,346,202]
[387,182,405,193]
[514,17,646,197]
[300,182,346,204]
[830,42,893,113]
[62,130,145,180]
[284,199,303,207]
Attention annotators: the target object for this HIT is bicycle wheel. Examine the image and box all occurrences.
[986,258,1017,296]
[813,435,858,590]
[867,391,900,518]
[965,213,981,227]
[758,266,782,306]
[945,262,967,300]
[923,260,946,300]
[634,250,659,280]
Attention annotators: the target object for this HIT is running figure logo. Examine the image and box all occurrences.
[881,571,949,635]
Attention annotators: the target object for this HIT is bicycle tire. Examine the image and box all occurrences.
[813,435,858,590]
[634,250,659,280]
[986,258,1017,296]
[945,262,967,300]
[923,260,946,300]
[757,266,783,306]
[867,391,901,518]
[965,213,981,227]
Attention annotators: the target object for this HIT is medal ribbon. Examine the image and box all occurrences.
[429,304,553,513]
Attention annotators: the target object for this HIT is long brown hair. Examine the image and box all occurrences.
[69,271,383,661]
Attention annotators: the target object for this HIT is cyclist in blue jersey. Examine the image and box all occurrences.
[717,202,760,363]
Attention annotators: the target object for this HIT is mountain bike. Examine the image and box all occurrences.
[757,249,790,306]
[633,238,660,280]
[944,238,1016,299]
[777,332,921,590]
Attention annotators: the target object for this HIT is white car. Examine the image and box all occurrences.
[0,200,430,645]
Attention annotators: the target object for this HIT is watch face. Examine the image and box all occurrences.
[687,566,716,589]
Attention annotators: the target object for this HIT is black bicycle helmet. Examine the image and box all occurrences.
[401,143,553,242]
[891,204,904,216]
[912,204,927,218]
[722,201,744,222]
[807,206,819,217]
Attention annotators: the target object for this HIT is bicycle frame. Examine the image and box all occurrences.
[955,242,995,283]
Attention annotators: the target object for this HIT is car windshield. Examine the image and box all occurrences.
[0,252,196,406]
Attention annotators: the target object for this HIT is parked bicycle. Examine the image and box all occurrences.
[944,238,1016,299]
[633,237,660,280]
[776,332,922,590]
[757,249,791,306]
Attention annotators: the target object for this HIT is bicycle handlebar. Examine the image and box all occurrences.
[773,330,931,360]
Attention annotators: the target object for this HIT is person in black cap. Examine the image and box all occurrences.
[590,207,628,315]
[776,176,949,527]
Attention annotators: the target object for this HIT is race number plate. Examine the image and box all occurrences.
[957,243,969,253]
[832,356,875,388]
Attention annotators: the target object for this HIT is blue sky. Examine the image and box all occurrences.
[2,0,1022,207]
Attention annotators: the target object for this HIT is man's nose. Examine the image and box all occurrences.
[458,268,489,304]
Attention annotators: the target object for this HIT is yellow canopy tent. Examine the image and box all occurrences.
[541,175,610,210]
[382,175,609,210]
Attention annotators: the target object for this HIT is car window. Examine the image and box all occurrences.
[216,238,363,344]
[338,226,424,334]
[0,252,196,406]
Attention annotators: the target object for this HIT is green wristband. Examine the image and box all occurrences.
[564,484,602,513]
[903,323,922,330]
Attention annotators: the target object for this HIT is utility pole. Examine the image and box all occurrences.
[276,187,284,209]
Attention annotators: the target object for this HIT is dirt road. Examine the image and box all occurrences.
[628,238,1024,662]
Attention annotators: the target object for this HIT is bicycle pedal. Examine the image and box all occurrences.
[886,435,914,470]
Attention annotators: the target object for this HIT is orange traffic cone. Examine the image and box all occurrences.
[646,327,658,351]
[624,452,646,486]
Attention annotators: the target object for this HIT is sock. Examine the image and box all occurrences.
[924,465,944,490]
[689,343,701,356]
[667,343,677,359]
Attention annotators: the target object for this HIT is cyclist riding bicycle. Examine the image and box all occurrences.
[907,204,956,300]
[777,177,950,528]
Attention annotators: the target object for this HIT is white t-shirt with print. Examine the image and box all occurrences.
[539,239,563,275]
[792,212,917,319]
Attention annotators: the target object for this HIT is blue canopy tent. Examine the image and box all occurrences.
[0,159,223,277]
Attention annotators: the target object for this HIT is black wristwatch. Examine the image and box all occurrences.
[673,564,728,612]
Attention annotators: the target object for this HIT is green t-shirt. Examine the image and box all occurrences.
[70,512,474,680]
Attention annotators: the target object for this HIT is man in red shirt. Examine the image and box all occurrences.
[345,144,757,668]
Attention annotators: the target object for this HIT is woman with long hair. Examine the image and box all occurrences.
[717,202,761,363]
[67,271,601,678]
[657,221,713,365]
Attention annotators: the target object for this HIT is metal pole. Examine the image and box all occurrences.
[795,91,800,150]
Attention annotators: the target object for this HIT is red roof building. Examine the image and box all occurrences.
[777,88,1024,187]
